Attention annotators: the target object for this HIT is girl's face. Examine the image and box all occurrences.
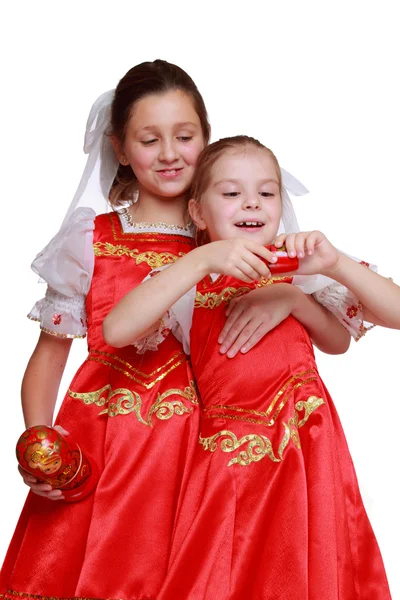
[119,89,205,199]
[190,148,282,245]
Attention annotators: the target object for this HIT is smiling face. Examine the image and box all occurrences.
[190,146,282,245]
[115,89,205,200]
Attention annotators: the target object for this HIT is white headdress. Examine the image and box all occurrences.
[61,89,120,226]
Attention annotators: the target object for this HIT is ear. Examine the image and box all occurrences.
[110,135,128,165]
[188,199,207,230]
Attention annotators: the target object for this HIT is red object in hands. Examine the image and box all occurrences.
[266,244,299,273]
[16,425,98,502]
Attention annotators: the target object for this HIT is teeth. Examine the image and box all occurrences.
[236,221,263,227]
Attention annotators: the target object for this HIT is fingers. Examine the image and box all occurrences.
[218,302,246,346]
[274,233,287,248]
[238,324,268,354]
[18,465,65,500]
[220,319,262,357]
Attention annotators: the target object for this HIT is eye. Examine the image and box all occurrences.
[223,192,240,197]
[141,139,158,146]
[177,136,193,142]
[260,192,274,197]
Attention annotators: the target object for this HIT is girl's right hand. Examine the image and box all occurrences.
[17,424,69,501]
[198,239,277,282]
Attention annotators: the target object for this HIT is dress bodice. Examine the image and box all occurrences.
[191,274,318,417]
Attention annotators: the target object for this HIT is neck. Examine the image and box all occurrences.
[128,188,189,226]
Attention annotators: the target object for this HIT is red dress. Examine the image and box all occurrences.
[0,212,200,600]
[158,274,392,600]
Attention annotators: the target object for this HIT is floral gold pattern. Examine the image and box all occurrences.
[94,241,184,269]
[69,381,198,426]
[199,395,325,466]
[195,276,293,309]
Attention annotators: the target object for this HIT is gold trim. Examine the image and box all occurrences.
[94,241,184,269]
[108,212,195,245]
[86,355,186,389]
[1,590,102,600]
[199,395,325,466]
[87,350,186,389]
[69,381,198,425]
[90,349,184,378]
[120,207,194,233]
[27,316,86,339]
[204,370,317,426]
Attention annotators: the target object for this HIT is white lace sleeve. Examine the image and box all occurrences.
[312,260,377,341]
[28,207,95,338]
[132,267,195,355]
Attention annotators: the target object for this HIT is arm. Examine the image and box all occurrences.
[326,253,400,328]
[291,286,351,353]
[22,332,72,427]
[275,230,400,329]
[103,239,276,348]
[19,332,72,500]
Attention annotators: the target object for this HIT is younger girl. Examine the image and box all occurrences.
[0,59,210,600]
[104,136,397,599]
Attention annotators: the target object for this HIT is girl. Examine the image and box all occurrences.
[0,59,210,600]
[104,136,398,599]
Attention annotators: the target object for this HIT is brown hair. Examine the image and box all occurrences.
[109,59,210,206]
[190,135,282,245]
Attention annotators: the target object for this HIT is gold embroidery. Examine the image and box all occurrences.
[1,590,100,600]
[87,350,187,389]
[195,287,251,309]
[199,395,325,466]
[94,241,185,269]
[69,381,198,426]
[195,276,293,309]
[204,370,318,426]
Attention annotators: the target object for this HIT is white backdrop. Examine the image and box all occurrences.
[1,1,399,597]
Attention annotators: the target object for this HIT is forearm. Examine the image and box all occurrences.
[21,333,72,428]
[103,247,209,348]
[326,254,400,328]
[292,288,351,354]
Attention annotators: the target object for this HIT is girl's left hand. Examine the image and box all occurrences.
[274,230,340,276]
[218,285,300,357]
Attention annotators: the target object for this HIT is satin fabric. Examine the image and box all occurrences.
[0,213,200,600]
[158,274,392,600]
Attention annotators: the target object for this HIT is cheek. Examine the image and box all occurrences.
[181,140,205,166]
[128,145,155,172]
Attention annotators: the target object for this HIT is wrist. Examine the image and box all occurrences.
[191,245,214,279]
[323,252,350,282]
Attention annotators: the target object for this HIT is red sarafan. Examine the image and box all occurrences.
[16,425,98,502]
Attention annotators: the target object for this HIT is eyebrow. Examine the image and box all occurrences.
[214,178,279,186]
[138,122,198,133]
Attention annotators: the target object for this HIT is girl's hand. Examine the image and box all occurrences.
[198,239,277,282]
[17,425,70,501]
[274,231,339,276]
[218,284,300,357]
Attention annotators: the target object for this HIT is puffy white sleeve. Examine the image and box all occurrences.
[132,267,195,355]
[28,207,96,339]
[293,258,376,341]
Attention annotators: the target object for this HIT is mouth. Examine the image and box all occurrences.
[156,168,184,179]
[234,221,265,229]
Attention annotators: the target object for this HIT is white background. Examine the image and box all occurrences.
[1,1,399,597]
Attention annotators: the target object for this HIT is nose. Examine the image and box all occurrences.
[158,139,179,163]
[243,194,261,210]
